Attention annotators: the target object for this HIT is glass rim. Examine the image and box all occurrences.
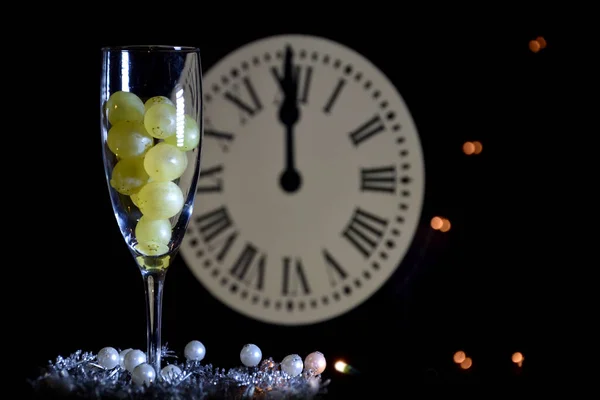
[101,45,200,53]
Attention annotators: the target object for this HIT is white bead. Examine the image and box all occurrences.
[132,363,156,386]
[119,348,132,368]
[240,344,262,367]
[97,347,120,369]
[160,364,182,382]
[304,351,326,375]
[281,354,303,377]
[123,349,146,372]
[184,340,206,361]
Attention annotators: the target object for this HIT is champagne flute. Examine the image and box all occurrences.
[100,45,203,374]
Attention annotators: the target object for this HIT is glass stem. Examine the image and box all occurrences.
[143,269,166,374]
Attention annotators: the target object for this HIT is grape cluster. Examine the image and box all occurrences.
[105,91,200,257]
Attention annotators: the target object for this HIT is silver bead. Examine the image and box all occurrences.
[97,347,119,369]
[160,364,182,382]
[240,344,262,367]
[132,363,156,386]
[304,351,326,375]
[123,349,146,372]
[119,348,132,368]
[184,340,206,361]
[281,354,303,377]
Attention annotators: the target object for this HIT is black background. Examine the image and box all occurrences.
[13,12,562,396]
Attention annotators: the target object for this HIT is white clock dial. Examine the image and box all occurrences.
[180,34,425,325]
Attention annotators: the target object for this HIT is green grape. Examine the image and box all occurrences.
[135,216,172,245]
[164,115,201,151]
[144,103,177,139]
[130,193,140,207]
[144,96,174,112]
[137,181,184,219]
[143,142,187,182]
[107,121,154,159]
[106,91,145,124]
[134,241,169,256]
[110,157,149,195]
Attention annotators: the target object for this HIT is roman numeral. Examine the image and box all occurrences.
[230,242,266,291]
[224,77,263,116]
[271,65,313,104]
[194,206,234,243]
[323,78,346,114]
[349,114,386,147]
[197,164,224,193]
[282,257,311,296]
[214,231,238,263]
[360,165,397,193]
[342,207,388,258]
[204,129,234,142]
[204,128,234,152]
[323,249,348,286]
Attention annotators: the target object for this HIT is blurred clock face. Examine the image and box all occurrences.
[180,34,425,325]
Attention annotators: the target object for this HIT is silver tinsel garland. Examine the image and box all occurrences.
[30,346,329,399]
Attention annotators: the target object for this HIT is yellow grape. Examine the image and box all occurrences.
[110,157,149,195]
[106,91,145,124]
[137,181,184,219]
[135,216,172,245]
[144,96,174,112]
[134,241,169,256]
[164,115,201,151]
[107,121,154,159]
[143,142,187,182]
[144,103,177,139]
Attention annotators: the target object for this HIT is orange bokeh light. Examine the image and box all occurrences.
[460,357,472,370]
[453,351,466,364]
[440,218,451,232]
[430,217,443,230]
[536,36,547,48]
[463,141,475,155]
[512,352,524,367]
[463,141,482,155]
[529,40,541,53]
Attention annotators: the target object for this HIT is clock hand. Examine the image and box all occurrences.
[278,45,302,193]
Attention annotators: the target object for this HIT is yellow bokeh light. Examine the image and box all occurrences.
[334,360,348,373]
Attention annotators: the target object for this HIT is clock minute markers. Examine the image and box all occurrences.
[277,45,302,194]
